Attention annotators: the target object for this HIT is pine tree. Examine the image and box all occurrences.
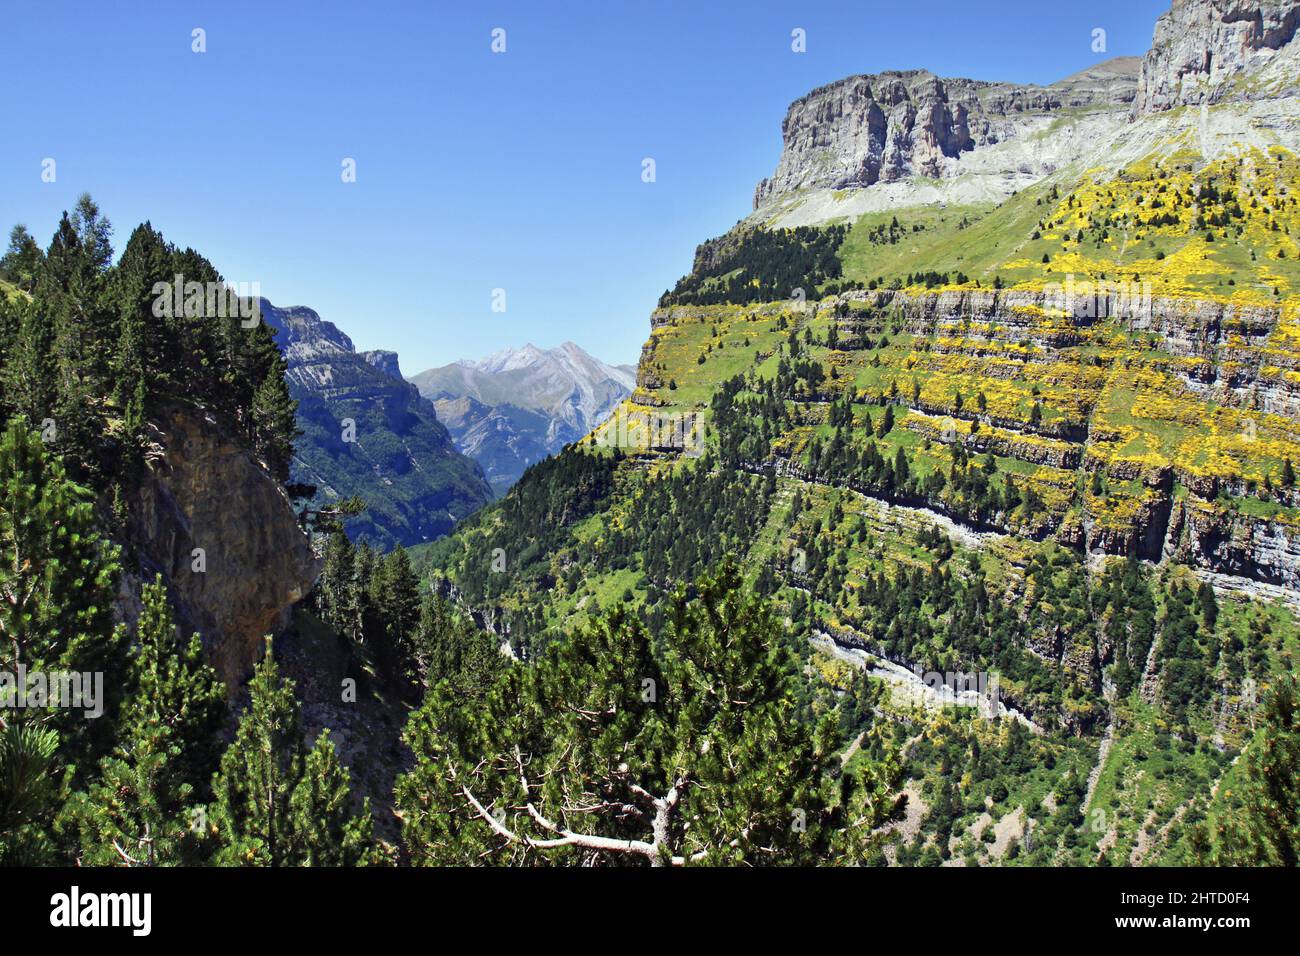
[32,211,109,474]
[63,578,225,866]
[129,578,227,782]
[0,224,44,292]
[63,714,186,866]
[209,641,374,866]
[0,418,125,859]
[209,643,305,866]
[1,301,57,427]
[69,194,118,391]
[232,320,295,459]
[0,417,124,750]
[412,592,501,694]
[397,560,902,866]
[109,222,172,401]
[375,546,420,688]
[352,542,379,646]
[1211,675,1299,865]
[0,719,60,864]
[877,404,894,437]
[316,531,357,634]
[69,193,114,274]
[287,730,377,866]
[250,365,299,484]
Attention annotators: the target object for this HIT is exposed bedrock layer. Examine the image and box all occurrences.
[119,403,320,690]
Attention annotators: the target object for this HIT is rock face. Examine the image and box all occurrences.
[411,342,635,493]
[753,59,1140,209]
[1133,0,1300,114]
[1165,498,1300,589]
[261,299,493,548]
[821,286,1300,585]
[428,395,555,495]
[360,349,403,380]
[126,404,320,690]
[750,2,1300,229]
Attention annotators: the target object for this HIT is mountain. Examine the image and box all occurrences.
[422,0,1300,866]
[1133,0,1300,113]
[409,342,635,493]
[753,1,1299,230]
[260,299,493,548]
[753,57,1141,214]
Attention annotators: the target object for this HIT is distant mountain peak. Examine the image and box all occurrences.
[411,340,635,493]
[455,341,619,377]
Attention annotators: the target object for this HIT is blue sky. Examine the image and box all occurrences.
[0,0,1170,372]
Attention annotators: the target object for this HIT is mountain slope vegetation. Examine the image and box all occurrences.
[416,0,1300,866]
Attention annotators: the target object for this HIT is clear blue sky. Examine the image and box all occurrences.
[0,0,1170,373]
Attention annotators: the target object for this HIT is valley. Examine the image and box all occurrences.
[415,0,1300,866]
[2,0,1298,873]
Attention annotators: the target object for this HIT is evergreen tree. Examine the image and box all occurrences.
[1211,675,1300,866]
[375,546,420,688]
[397,560,902,865]
[69,194,118,390]
[0,418,124,751]
[33,211,108,474]
[287,730,377,866]
[411,591,502,694]
[1,301,57,427]
[0,719,59,864]
[69,193,114,274]
[250,362,299,484]
[316,531,358,634]
[209,644,305,866]
[352,542,379,646]
[209,641,374,866]
[125,578,227,783]
[0,418,125,859]
[109,222,171,402]
[62,578,225,866]
[0,224,44,292]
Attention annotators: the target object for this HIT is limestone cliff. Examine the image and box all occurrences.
[1133,0,1300,114]
[121,403,320,689]
[751,1,1300,230]
[753,59,1140,211]
[827,287,1300,584]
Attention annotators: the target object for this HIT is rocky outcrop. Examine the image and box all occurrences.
[843,286,1282,343]
[429,394,553,495]
[360,349,403,380]
[1165,497,1300,588]
[754,60,1139,209]
[125,404,320,690]
[1133,0,1300,114]
[749,2,1300,228]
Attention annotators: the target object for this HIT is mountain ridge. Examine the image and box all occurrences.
[410,341,634,493]
[753,0,1300,228]
[260,298,493,547]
